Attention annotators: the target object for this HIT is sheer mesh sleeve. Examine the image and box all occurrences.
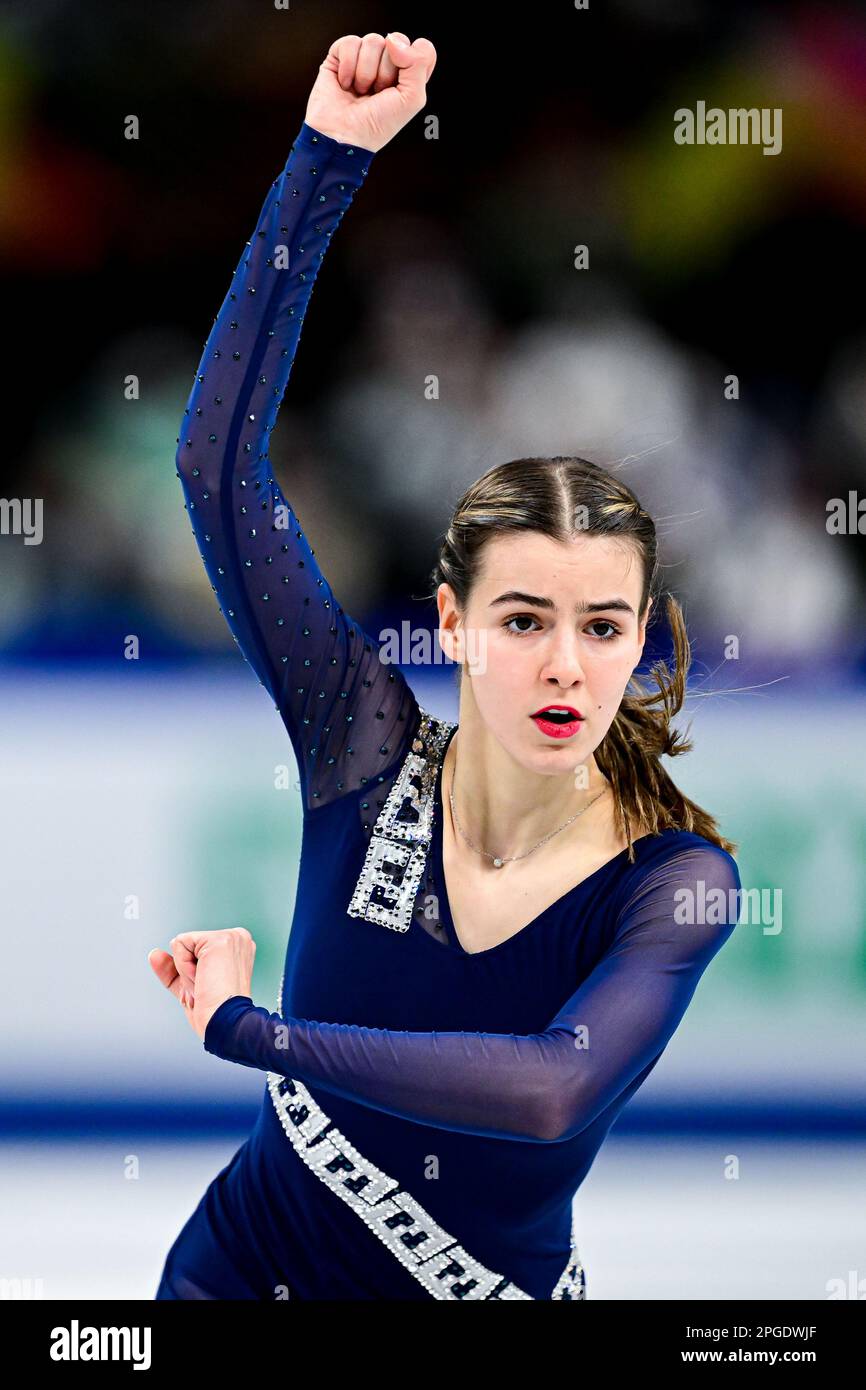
[174,122,417,812]
[203,842,741,1142]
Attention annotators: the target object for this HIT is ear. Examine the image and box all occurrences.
[437,582,462,664]
[435,581,451,622]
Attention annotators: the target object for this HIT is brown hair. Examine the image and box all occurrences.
[426,455,737,860]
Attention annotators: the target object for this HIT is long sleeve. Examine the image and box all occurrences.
[204,842,742,1143]
[175,122,417,812]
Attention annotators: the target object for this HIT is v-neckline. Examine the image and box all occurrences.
[428,724,659,960]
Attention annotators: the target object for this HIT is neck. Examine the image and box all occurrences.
[443,685,610,860]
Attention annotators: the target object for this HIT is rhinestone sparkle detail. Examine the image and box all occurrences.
[346,706,456,932]
[266,757,587,1300]
[267,966,585,1301]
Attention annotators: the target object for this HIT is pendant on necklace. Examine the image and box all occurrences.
[493,857,504,868]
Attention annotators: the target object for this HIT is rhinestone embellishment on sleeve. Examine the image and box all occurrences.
[346,707,457,932]
[267,975,587,1300]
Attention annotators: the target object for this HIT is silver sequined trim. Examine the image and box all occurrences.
[346,706,457,932]
[266,1067,585,1300]
[269,704,586,1299]
[269,963,587,1300]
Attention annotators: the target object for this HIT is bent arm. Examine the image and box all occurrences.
[204,843,741,1143]
[174,123,416,808]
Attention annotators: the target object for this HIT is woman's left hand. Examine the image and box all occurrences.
[148,928,256,1041]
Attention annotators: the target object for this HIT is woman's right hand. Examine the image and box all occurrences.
[304,32,437,154]
[148,928,257,1042]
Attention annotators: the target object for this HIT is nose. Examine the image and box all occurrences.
[539,630,586,690]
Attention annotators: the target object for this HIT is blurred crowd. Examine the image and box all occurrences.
[1,0,865,681]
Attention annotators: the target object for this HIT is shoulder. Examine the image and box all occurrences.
[603,829,742,966]
[613,827,741,909]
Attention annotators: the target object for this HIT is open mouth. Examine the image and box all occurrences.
[530,706,584,738]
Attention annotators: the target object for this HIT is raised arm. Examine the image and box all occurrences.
[203,841,742,1143]
[174,35,435,811]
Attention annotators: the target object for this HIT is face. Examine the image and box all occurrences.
[437,530,652,775]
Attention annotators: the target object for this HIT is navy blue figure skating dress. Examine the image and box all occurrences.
[156,121,741,1301]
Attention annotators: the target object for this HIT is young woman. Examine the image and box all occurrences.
[149,32,741,1301]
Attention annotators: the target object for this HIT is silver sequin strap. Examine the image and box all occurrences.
[346,707,456,933]
[266,1069,586,1300]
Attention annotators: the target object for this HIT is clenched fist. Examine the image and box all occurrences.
[148,928,256,1041]
[305,32,437,153]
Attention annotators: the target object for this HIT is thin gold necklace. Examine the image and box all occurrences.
[447,746,608,868]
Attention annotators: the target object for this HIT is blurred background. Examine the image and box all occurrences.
[0,0,864,1300]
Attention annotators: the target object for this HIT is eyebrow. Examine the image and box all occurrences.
[487,590,636,616]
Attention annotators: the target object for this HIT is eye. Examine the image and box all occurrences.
[502,614,541,636]
[588,620,621,641]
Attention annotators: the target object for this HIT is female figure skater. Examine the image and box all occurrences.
[150,32,741,1301]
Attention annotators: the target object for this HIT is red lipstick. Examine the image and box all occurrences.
[530,705,584,740]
